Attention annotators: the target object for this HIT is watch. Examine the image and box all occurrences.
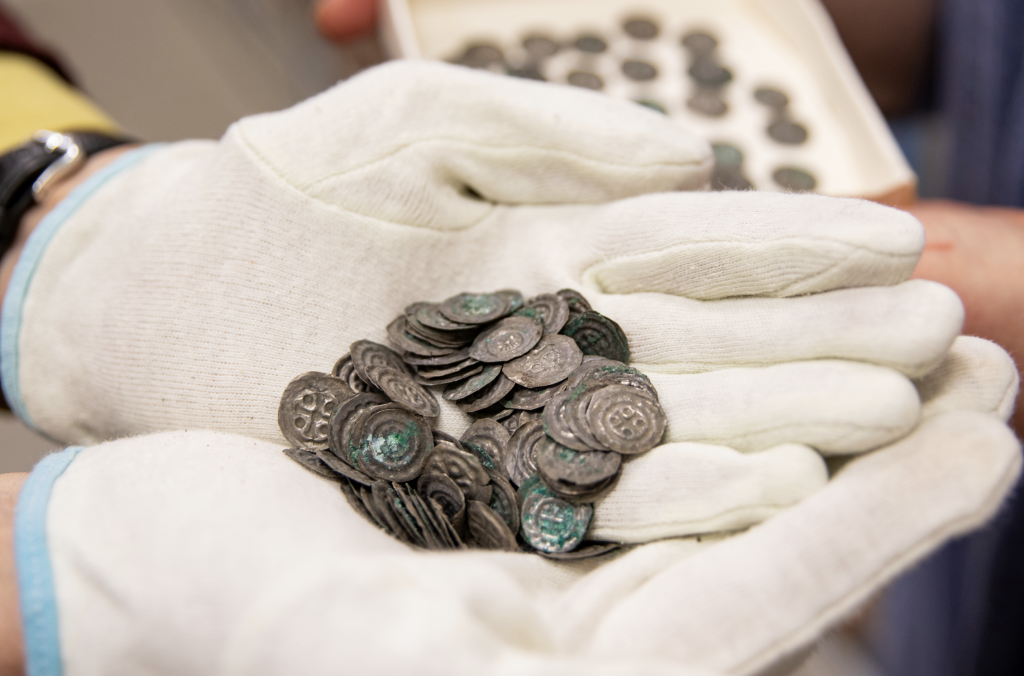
[0,130,133,259]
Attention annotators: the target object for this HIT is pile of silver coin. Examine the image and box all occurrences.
[278,289,666,558]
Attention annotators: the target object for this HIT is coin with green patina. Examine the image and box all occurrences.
[456,372,516,413]
[466,500,518,551]
[560,311,630,363]
[469,315,543,363]
[353,407,433,482]
[502,334,582,388]
[536,437,621,489]
[422,441,491,495]
[364,364,439,418]
[443,363,502,401]
[278,372,355,452]
[460,418,509,473]
[417,472,466,528]
[519,476,593,553]
[439,292,513,325]
[558,288,592,317]
[586,384,666,454]
[521,293,570,335]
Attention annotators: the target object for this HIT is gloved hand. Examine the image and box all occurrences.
[4,60,957,461]
[21,336,1018,676]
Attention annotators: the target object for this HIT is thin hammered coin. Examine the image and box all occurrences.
[505,419,547,486]
[284,447,342,480]
[314,447,374,485]
[353,407,433,482]
[561,312,630,363]
[350,340,410,386]
[586,384,667,454]
[417,472,466,526]
[487,470,519,534]
[537,542,621,561]
[504,380,567,411]
[557,288,592,315]
[439,292,512,325]
[466,500,518,551]
[386,316,455,357]
[365,364,440,418]
[522,293,570,335]
[470,315,543,363]
[502,334,583,388]
[422,442,491,494]
[443,364,502,401]
[536,437,621,487]
[542,392,595,452]
[519,476,593,553]
[456,373,515,413]
[410,302,476,331]
[460,418,510,472]
[330,392,388,461]
[278,372,354,451]
[402,347,472,367]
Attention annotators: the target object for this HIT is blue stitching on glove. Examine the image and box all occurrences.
[15,446,83,676]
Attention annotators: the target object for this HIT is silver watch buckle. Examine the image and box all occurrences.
[30,130,84,202]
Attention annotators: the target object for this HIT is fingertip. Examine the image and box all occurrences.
[315,0,378,42]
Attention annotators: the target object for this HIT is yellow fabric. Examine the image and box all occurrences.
[0,52,120,153]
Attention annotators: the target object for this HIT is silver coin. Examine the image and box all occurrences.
[422,442,491,495]
[522,293,570,335]
[504,380,568,411]
[409,302,476,332]
[576,360,657,400]
[353,407,433,482]
[414,358,479,379]
[586,384,666,454]
[489,408,514,423]
[542,391,596,452]
[564,388,606,451]
[417,473,466,527]
[365,364,440,418]
[754,87,789,108]
[443,364,502,401]
[362,483,397,537]
[504,419,547,486]
[773,166,817,192]
[398,484,448,550]
[350,340,411,386]
[466,500,519,551]
[403,308,477,347]
[339,478,377,526]
[487,470,519,535]
[561,312,630,363]
[536,542,620,561]
[283,447,344,481]
[557,289,592,316]
[439,292,512,325]
[402,347,472,367]
[460,418,510,473]
[313,446,374,485]
[414,364,484,386]
[410,489,458,549]
[429,496,467,548]
[334,395,389,465]
[768,120,808,145]
[623,18,658,39]
[456,373,516,413]
[687,88,728,117]
[502,334,582,388]
[278,372,355,451]
[541,471,618,503]
[432,429,463,449]
[391,482,435,549]
[469,315,543,363]
[567,70,603,90]
[518,476,593,553]
[334,353,379,394]
[501,409,540,435]
[622,60,657,81]
[536,437,621,488]
[496,289,525,312]
[371,481,418,546]
[387,316,456,357]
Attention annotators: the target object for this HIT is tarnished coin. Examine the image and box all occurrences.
[504,419,547,486]
[574,360,657,400]
[402,347,472,367]
[439,292,512,325]
[536,437,621,488]
[466,500,519,551]
[361,484,396,536]
[443,364,502,401]
[429,497,467,547]
[364,364,440,418]
[501,409,540,435]
[460,418,510,473]
[409,302,476,332]
[586,384,666,454]
[351,340,411,386]
[371,481,417,545]
[503,334,583,388]
[504,380,568,411]
[567,71,603,90]
[432,430,464,449]
[415,364,484,386]
[754,86,789,108]
[339,478,377,525]
[334,394,389,465]
[564,388,606,451]
[773,166,817,192]
[542,391,596,452]
[768,120,808,145]
[335,352,381,393]
[495,289,524,313]
[574,35,607,53]
[278,372,355,451]
[283,447,344,481]
[470,315,543,363]
[519,476,593,554]
[387,316,455,357]
[624,18,658,39]
[391,482,433,549]
[682,31,718,54]
[687,88,728,117]
[396,484,446,550]
[417,473,466,526]
[523,35,559,58]
[489,408,514,423]
[487,471,519,535]
[622,60,657,81]
[414,358,479,380]
[536,542,620,561]
[422,442,491,494]
[456,373,516,413]
[557,288,592,316]
[521,293,570,335]
[314,447,374,485]
[410,490,457,549]
[561,312,630,363]
[542,471,618,503]
[353,407,433,482]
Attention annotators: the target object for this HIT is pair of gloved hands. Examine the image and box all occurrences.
[4,61,1020,675]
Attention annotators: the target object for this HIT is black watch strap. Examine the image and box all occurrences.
[0,130,133,258]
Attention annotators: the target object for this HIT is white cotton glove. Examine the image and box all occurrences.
[32,337,1018,676]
